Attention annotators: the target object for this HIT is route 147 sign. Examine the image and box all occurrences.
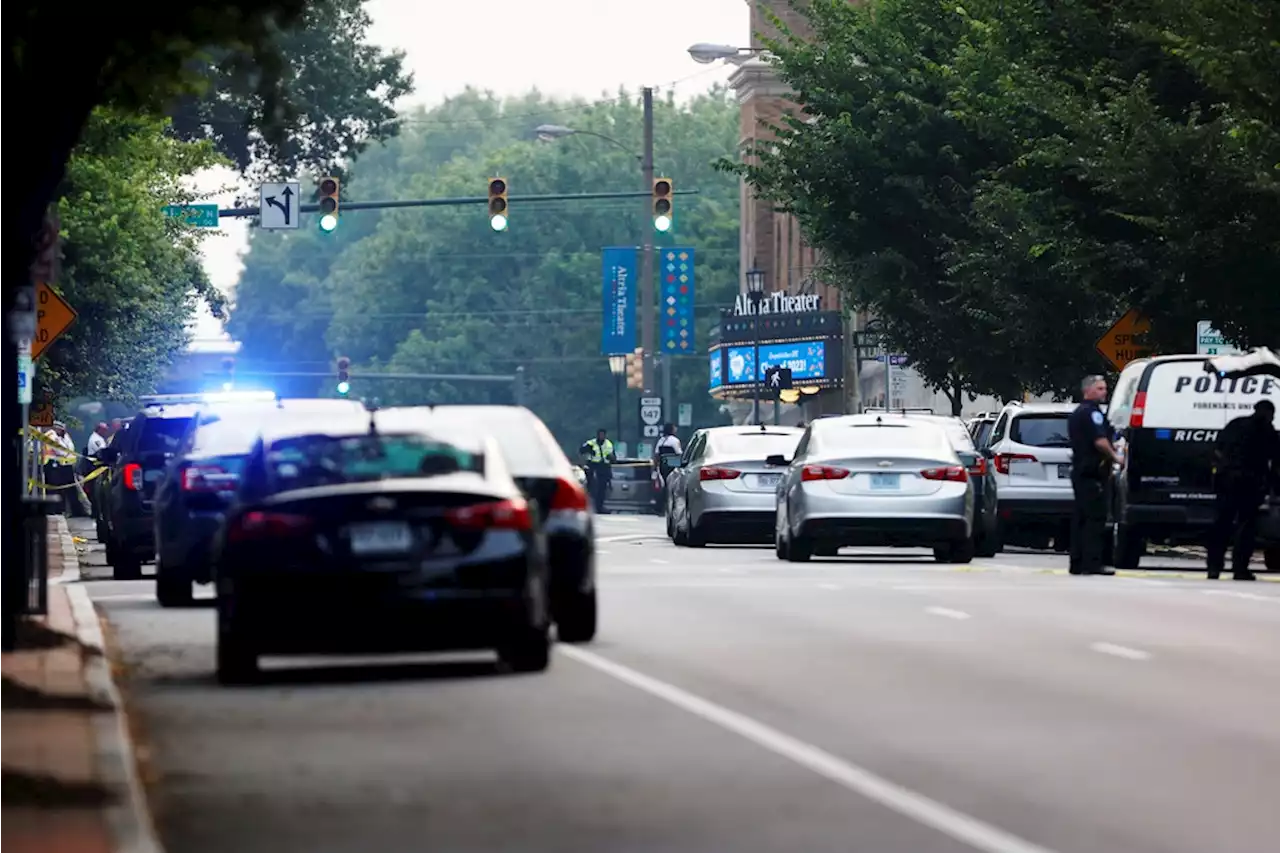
[639,397,662,439]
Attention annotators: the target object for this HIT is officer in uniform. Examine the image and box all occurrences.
[579,429,616,513]
[1067,375,1120,576]
[1207,399,1278,581]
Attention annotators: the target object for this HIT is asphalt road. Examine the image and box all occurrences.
[72,514,1280,853]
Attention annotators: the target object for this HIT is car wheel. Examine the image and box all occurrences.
[95,518,110,543]
[112,549,143,581]
[216,617,259,685]
[665,502,675,539]
[934,538,975,564]
[775,530,789,560]
[786,532,812,563]
[1264,547,1280,573]
[1112,523,1142,570]
[156,563,193,608]
[686,519,707,548]
[975,525,1001,558]
[498,621,551,673]
[555,590,597,644]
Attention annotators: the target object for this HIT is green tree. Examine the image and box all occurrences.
[228,88,740,449]
[37,110,225,406]
[169,0,413,179]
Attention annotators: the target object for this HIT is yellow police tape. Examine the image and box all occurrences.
[21,426,109,492]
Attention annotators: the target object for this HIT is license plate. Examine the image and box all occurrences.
[870,473,900,490]
[1058,464,1072,478]
[755,473,781,488]
[348,521,413,555]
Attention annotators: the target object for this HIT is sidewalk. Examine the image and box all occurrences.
[2,515,161,853]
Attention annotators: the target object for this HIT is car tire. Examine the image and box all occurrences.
[112,549,143,581]
[498,622,551,673]
[156,564,193,608]
[1113,523,1142,570]
[786,532,812,563]
[95,517,110,544]
[775,530,789,560]
[1263,546,1279,573]
[686,520,707,548]
[216,611,259,685]
[555,590,597,644]
[934,538,975,564]
[975,524,1001,558]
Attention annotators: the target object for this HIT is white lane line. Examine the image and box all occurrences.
[1090,642,1151,661]
[597,533,666,543]
[650,558,670,565]
[1202,589,1278,603]
[562,646,1055,853]
[597,550,612,556]
[92,593,156,603]
[925,606,971,621]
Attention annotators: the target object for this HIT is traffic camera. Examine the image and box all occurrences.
[652,177,673,233]
[336,356,351,395]
[318,177,340,232]
[488,177,508,231]
[625,348,644,390]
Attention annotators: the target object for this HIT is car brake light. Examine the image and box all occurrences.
[967,457,988,476]
[921,465,968,483]
[549,477,589,512]
[123,463,143,491]
[993,453,1038,475]
[227,511,312,543]
[699,467,741,481]
[1129,391,1146,428]
[181,465,229,492]
[447,498,532,531]
[801,465,850,482]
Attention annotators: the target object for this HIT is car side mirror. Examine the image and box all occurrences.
[765,454,790,467]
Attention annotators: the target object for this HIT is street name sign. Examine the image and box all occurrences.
[162,204,220,227]
[1195,320,1244,356]
[1095,308,1152,372]
[33,282,77,359]
[259,182,301,229]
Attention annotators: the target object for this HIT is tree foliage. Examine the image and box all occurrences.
[730,0,1280,410]
[228,88,741,450]
[169,0,414,180]
[37,110,224,406]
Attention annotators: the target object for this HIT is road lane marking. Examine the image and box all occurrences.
[1202,589,1278,603]
[1090,642,1151,661]
[562,646,1055,853]
[92,593,157,602]
[650,559,670,565]
[597,533,667,543]
[925,606,971,621]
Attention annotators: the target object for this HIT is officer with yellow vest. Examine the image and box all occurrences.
[579,428,616,513]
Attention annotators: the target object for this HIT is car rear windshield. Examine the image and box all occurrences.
[430,411,556,472]
[265,432,483,491]
[138,417,193,453]
[192,413,269,455]
[1010,414,1071,448]
[710,431,801,458]
[822,424,950,452]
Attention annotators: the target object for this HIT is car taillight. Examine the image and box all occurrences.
[801,465,850,482]
[123,463,143,491]
[967,457,988,476]
[549,477,589,512]
[921,465,968,483]
[993,453,1037,475]
[700,467,741,481]
[447,498,532,531]
[227,511,312,543]
[1129,391,1146,428]
[181,465,227,492]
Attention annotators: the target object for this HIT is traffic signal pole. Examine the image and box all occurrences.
[213,189,696,219]
[639,86,657,401]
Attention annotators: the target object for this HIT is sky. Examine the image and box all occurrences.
[188,0,745,351]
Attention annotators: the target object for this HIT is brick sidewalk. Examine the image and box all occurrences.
[2,515,153,853]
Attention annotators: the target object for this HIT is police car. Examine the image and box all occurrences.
[1106,354,1279,570]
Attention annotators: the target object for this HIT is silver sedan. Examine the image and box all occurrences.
[667,426,803,547]
[772,415,975,563]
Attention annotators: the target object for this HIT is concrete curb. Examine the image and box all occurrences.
[56,518,164,853]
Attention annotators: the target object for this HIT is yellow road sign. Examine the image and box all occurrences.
[33,282,77,359]
[1095,308,1151,372]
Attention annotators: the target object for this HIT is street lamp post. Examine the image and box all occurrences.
[608,355,626,445]
[746,263,766,426]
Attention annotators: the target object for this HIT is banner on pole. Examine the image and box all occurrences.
[660,247,695,354]
[601,246,637,354]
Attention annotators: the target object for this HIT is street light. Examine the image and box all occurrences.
[534,125,640,160]
[746,262,767,426]
[686,43,765,64]
[608,355,627,445]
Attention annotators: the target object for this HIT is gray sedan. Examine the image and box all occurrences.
[667,426,803,547]
[771,415,975,563]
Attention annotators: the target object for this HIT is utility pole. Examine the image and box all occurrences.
[640,86,656,403]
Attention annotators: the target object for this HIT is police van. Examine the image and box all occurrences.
[1106,354,1279,570]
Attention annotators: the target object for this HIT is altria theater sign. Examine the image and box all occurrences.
[732,291,821,316]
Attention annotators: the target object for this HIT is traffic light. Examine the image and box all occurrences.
[318,177,340,232]
[221,357,235,391]
[488,177,508,231]
[625,348,644,390]
[652,177,673,233]
[336,356,351,395]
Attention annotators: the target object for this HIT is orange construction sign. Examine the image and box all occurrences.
[33,282,77,359]
[1095,308,1152,372]
[28,403,55,428]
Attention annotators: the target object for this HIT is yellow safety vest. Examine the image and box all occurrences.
[584,439,614,463]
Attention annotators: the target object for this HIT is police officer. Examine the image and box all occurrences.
[579,428,616,513]
[1068,375,1120,576]
[1207,399,1278,581]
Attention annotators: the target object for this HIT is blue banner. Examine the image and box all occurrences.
[727,340,827,384]
[709,351,723,390]
[660,247,695,354]
[601,247,637,354]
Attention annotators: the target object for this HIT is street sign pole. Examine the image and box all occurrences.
[639,86,657,401]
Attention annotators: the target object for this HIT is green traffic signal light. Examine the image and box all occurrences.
[336,380,351,395]
[319,213,339,232]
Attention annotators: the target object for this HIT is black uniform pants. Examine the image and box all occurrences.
[1069,471,1107,574]
[586,463,611,513]
[1207,479,1264,575]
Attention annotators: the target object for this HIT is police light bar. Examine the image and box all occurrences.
[1204,347,1280,379]
[199,390,279,404]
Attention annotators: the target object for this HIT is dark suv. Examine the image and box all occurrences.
[95,399,200,578]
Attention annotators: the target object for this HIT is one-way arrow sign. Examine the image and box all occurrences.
[765,366,793,396]
[259,181,301,230]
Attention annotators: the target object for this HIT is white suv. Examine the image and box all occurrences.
[985,402,1076,550]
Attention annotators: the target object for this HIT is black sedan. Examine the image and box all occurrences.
[211,410,552,684]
